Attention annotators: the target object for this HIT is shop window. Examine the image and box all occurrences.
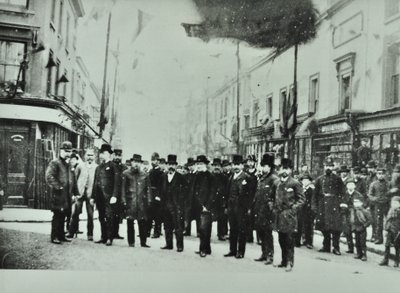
[0,40,26,89]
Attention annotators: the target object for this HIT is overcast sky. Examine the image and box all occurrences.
[77,0,268,161]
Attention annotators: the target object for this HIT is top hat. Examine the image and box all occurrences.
[281,158,293,169]
[232,155,244,165]
[151,152,160,161]
[299,171,313,181]
[324,157,334,166]
[167,154,178,165]
[247,154,257,162]
[339,165,349,173]
[131,154,142,163]
[99,144,113,154]
[260,153,274,167]
[367,160,377,168]
[211,158,222,166]
[187,157,195,166]
[60,141,73,150]
[196,155,210,164]
[114,149,122,156]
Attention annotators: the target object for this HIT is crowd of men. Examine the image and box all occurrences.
[45,141,400,272]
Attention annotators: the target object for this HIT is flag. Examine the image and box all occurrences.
[131,9,153,43]
[98,85,110,131]
[83,0,117,26]
[279,87,297,137]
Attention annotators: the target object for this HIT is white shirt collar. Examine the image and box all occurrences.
[167,172,175,182]
[233,170,242,180]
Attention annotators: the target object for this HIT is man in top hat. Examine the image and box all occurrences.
[368,165,390,244]
[211,158,229,241]
[147,152,164,238]
[245,154,258,243]
[191,155,215,257]
[250,153,279,264]
[357,138,372,168]
[313,157,346,255]
[224,154,252,259]
[273,158,305,272]
[45,141,79,244]
[184,157,199,236]
[121,154,150,247]
[112,148,125,240]
[91,144,119,246]
[160,154,185,252]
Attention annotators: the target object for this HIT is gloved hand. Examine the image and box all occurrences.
[110,196,117,204]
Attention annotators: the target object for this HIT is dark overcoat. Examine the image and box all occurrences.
[213,172,228,214]
[191,171,215,214]
[161,172,186,217]
[313,173,346,232]
[45,157,78,211]
[274,176,305,234]
[251,172,279,229]
[226,171,252,214]
[121,169,150,220]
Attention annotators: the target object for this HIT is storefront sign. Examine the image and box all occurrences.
[320,122,349,133]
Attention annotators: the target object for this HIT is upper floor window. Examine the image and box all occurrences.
[279,88,287,121]
[334,52,355,114]
[50,0,57,23]
[252,99,259,127]
[266,94,273,117]
[0,40,26,89]
[58,0,64,36]
[386,43,400,107]
[309,73,319,113]
[385,0,400,19]
[244,114,250,130]
[0,0,27,7]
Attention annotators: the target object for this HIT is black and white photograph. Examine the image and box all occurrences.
[0,0,400,292]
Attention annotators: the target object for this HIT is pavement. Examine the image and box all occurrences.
[0,207,394,258]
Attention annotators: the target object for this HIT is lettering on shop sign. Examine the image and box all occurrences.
[320,122,349,133]
[11,134,24,142]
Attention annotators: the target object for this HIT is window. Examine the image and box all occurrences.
[340,74,351,112]
[244,114,250,130]
[0,0,27,7]
[279,88,287,120]
[309,74,319,113]
[266,94,273,117]
[66,13,70,50]
[46,50,54,96]
[388,43,400,107]
[252,100,259,127]
[55,60,60,95]
[385,0,400,19]
[334,53,355,114]
[58,0,64,35]
[50,0,57,23]
[0,40,26,88]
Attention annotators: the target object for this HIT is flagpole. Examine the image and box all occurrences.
[110,39,120,144]
[236,40,241,154]
[99,11,112,138]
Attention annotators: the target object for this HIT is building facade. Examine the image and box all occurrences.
[183,0,400,176]
[0,0,109,208]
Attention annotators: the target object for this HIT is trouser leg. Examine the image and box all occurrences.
[238,213,247,255]
[370,205,376,239]
[86,198,94,237]
[105,204,114,241]
[322,230,331,251]
[278,232,287,266]
[304,214,314,245]
[295,211,303,246]
[246,214,254,242]
[258,228,266,258]
[164,210,173,248]
[375,207,385,242]
[138,219,147,245]
[199,212,212,253]
[51,210,63,240]
[98,207,107,241]
[127,219,135,245]
[346,230,354,251]
[287,233,295,266]
[332,231,341,251]
[266,228,274,259]
[228,213,238,254]
[69,200,82,235]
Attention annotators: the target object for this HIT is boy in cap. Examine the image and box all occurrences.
[250,153,279,264]
[349,196,371,262]
[298,171,315,249]
[379,196,400,267]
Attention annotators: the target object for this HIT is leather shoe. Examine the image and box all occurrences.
[60,238,71,242]
[318,248,330,253]
[254,256,266,262]
[65,234,74,239]
[200,251,207,257]
[332,249,341,255]
[354,255,362,259]
[51,238,62,244]
[177,247,183,252]
[87,236,93,241]
[264,258,273,265]
[105,240,112,246]
[285,264,293,272]
[361,255,367,261]
[306,244,313,249]
[374,240,383,245]
[276,263,287,268]
[141,244,150,248]
[346,250,354,254]
[95,239,106,244]
[224,252,236,257]
[151,234,160,239]
[235,253,244,259]
[129,243,135,247]
[114,235,124,240]
[161,246,173,250]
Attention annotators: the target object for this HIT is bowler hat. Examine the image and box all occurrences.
[260,153,274,167]
[114,149,122,156]
[339,165,349,173]
[60,141,73,150]
[281,158,293,169]
[367,160,377,168]
[131,154,142,163]
[99,144,113,154]
[299,171,312,181]
[196,155,210,164]
[232,155,244,165]
[167,154,178,165]
[222,160,231,167]
[151,152,160,161]
[211,158,222,166]
[376,165,386,172]
[247,154,257,162]
[324,157,334,166]
[187,157,195,166]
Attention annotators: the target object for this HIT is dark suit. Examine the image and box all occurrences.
[184,171,198,235]
[192,171,215,254]
[161,172,185,249]
[226,171,252,256]
[148,166,164,237]
[213,172,228,238]
[92,160,119,242]
[245,169,258,242]
[112,161,125,238]
[45,157,78,241]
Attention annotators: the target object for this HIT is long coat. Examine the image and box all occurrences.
[274,176,305,234]
[213,172,228,214]
[313,173,346,232]
[45,157,78,211]
[191,171,215,215]
[368,179,390,212]
[121,169,150,220]
[226,171,252,214]
[148,167,164,204]
[251,172,279,229]
[161,172,186,216]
